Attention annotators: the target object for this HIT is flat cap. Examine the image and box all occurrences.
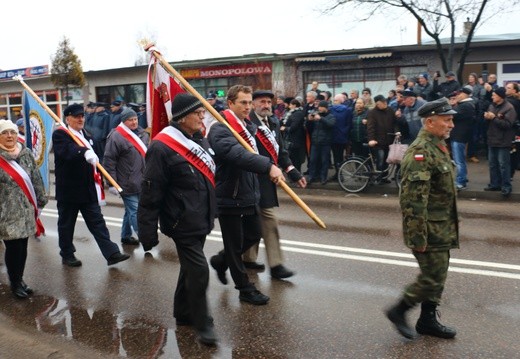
[417,97,457,117]
[252,90,274,100]
[63,103,84,117]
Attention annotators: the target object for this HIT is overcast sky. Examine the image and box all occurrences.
[2,0,520,72]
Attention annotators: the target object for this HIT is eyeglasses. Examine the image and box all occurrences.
[0,130,17,136]
[192,109,206,116]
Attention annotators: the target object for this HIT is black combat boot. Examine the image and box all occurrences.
[415,301,457,339]
[385,299,416,339]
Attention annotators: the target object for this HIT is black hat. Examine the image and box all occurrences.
[373,95,386,103]
[171,93,203,122]
[86,101,96,108]
[460,85,473,95]
[418,97,457,117]
[206,93,216,100]
[446,71,456,77]
[94,102,108,108]
[63,103,84,117]
[252,90,274,100]
[318,100,329,108]
[401,89,417,98]
[111,100,122,106]
[120,108,138,122]
[493,87,507,99]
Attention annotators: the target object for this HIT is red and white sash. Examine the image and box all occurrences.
[57,126,106,206]
[115,123,147,157]
[154,126,216,187]
[221,110,259,154]
[0,155,45,236]
[17,133,26,144]
[255,120,279,165]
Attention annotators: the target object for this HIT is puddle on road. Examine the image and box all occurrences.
[0,283,224,358]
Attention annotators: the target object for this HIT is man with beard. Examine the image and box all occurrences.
[242,90,306,279]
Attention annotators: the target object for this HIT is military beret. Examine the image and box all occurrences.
[417,97,457,117]
[252,90,274,100]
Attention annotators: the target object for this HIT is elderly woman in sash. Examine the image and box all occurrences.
[138,93,218,346]
[0,119,48,298]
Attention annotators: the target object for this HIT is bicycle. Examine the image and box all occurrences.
[337,134,403,193]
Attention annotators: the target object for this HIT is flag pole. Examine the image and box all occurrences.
[142,44,326,229]
[13,75,123,193]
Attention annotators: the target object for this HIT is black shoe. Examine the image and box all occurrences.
[385,300,416,339]
[239,290,269,305]
[107,252,130,266]
[416,302,456,339]
[197,326,218,346]
[20,280,33,295]
[121,237,140,245]
[484,186,500,191]
[210,255,228,285]
[501,188,512,197]
[243,261,265,270]
[176,315,214,327]
[11,284,28,299]
[320,180,328,185]
[270,265,295,279]
[62,256,82,267]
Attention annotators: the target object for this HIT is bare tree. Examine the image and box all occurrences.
[325,0,518,80]
[50,37,85,105]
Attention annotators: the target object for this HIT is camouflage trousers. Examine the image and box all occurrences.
[403,251,450,306]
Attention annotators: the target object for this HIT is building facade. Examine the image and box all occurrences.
[1,35,520,121]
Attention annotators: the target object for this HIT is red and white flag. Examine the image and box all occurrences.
[146,51,185,138]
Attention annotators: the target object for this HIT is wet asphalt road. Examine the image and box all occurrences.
[1,193,520,358]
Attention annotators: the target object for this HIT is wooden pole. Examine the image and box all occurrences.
[13,75,123,192]
[143,44,326,229]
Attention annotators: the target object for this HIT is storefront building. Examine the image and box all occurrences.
[1,35,519,121]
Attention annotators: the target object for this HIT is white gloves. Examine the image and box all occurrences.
[108,187,119,196]
[84,149,99,166]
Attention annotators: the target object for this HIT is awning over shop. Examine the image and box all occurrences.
[358,52,392,59]
[295,57,327,62]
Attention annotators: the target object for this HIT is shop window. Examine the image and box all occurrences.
[503,63,520,73]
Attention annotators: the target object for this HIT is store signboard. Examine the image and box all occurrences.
[0,65,49,81]
[181,63,272,79]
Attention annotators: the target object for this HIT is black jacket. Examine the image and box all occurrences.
[250,111,300,208]
[138,125,216,246]
[306,111,336,146]
[285,108,306,149]
[208,121,272,212]
[52,127,98,203]
[486,101,516,147]
[451,99,475,143]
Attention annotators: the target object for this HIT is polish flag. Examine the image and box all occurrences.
[146,54,185,138]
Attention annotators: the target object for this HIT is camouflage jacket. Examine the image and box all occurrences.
[0,145,48,240]
[399,129,459,251]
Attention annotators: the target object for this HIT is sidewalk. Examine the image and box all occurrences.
[48,153,520,205]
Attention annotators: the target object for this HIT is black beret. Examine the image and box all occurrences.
[417,97,457,117]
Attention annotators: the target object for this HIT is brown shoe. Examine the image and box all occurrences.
[468,156,479,163]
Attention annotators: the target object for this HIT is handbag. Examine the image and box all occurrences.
[386,137,408,164]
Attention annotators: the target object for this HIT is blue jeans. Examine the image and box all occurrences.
[451,141,467,186]
[309,144,331,182]
[121,194,139,239]
[488,147,511,191]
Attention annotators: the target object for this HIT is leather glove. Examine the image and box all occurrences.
[108,187,119,196]
[287,168,303,182]
[84,149,99,166]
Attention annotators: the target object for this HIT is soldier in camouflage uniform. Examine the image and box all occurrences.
[385,97,459,340]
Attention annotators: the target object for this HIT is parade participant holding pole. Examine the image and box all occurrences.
[138,93,218,345]
[53,104,130,267]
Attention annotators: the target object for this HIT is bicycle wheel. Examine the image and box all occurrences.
[394,165,402,191]
[338,159,370,193]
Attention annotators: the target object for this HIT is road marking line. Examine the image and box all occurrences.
[42,210,520,278]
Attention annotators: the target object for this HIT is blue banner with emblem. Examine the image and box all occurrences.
[22,91,54,193]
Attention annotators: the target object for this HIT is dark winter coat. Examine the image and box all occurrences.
[330,104,353,145]
[285,108,306,149]
[138,125,216,246]
[451,98,475,143]
[207,121,272,212]
[486,100,516,147]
